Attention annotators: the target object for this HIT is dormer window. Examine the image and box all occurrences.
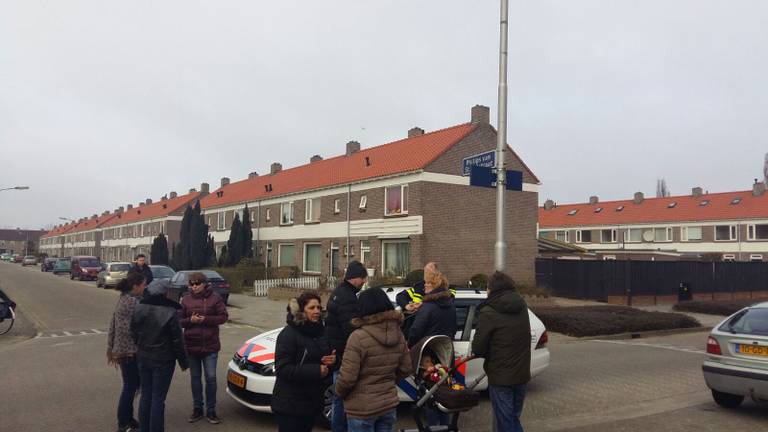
[594,207,603,213]
[699,200,710,206]
[567,209,578,216]
[615,206,624,212]
[667,202,677,208]
[731,198,742,205]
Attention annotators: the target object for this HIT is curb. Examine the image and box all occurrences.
[578,326,712,341]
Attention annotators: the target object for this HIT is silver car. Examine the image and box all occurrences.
[702,302,768,407]
[97,262,132,288]
[22,255,37,266]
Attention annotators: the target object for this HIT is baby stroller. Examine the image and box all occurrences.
[401,335,483,432]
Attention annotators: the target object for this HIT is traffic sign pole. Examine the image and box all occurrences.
[494,0,509,272]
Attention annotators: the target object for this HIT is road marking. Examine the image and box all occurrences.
[593,339,705,354]
[34,329,109,339]
[91,329,104,334]
[52,341,74,347]
[63,331,73,336]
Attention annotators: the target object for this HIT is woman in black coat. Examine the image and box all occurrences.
[272,292,336,432]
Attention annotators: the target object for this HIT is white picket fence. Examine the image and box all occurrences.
[253,276,339,297]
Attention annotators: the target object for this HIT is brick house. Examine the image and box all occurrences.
[539,182,768,262]
[0,229,47,255]
[200,105,540,285]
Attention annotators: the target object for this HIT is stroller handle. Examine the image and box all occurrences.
[414,355,479,408]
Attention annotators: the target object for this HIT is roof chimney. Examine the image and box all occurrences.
[271,162,283,175]
[92,214,98,219]
[189,188,197,193]
[633,192,645,204]
[543,199,555,211]
[160,195,167,201]
[248,172,259,179]
[310,155,323,163]
[692,187,703,197]
[220,177,230,188]
[753,182,766,197]
[200,183,209,194]
[346,141,361,156]
[408,127,425,138]
[145,198,152,205]
[117,206,124,214]
[471,105,490,124]
[139,202,145,207]
[169,191,177,199]
[127,204,134,210]
[589,196,599,205]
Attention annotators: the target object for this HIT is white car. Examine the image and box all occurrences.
[703,301,768,407]
[226,286,550,423]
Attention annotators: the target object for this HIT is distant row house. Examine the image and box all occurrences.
[538,182,768,262]
[39,105,541,285]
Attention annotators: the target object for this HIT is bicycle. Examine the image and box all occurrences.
[0,303,15,335]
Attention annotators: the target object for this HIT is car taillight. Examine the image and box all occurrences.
[536,331,549,349]
[220,283,230,289]
[706,336,722,355]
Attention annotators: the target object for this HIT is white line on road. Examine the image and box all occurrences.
[91,329,104,334]
[594,339,705,354]
[63,331,73,336]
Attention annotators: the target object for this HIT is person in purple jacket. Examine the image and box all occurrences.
[179,272,228,424]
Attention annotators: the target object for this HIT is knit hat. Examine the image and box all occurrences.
[358,287,394,317]
[146,279,170,296]
[344,260,368,280]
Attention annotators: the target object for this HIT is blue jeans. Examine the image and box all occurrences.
[332,371,347,432]
[138,359,176,432]
[347,409,397,432]
[489,384,527,432]
[117,358,140,427]
[189,352,218,413]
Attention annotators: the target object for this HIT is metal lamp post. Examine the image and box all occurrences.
[494,0,510,272]
[59,217,75,256]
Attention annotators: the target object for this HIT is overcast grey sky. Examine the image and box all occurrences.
[2,1,767,229]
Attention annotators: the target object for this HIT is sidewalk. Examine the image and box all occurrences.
[633,303,723,328]
[226,293,287,331]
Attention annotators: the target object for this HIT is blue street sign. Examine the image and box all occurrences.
[462,151,496,176]
[469,166,523,191]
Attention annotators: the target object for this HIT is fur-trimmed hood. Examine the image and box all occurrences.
[422,288,453,308]
[351,309,404,347]
[286,298,324,338]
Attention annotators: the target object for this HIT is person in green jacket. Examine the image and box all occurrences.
[471,271,531,432]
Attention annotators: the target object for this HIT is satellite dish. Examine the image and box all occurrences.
[642,230,654,242]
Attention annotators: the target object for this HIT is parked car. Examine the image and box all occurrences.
[97,262,132,288]
[22,255,37,266]
[0,253,12,261]
[12,254,23,263]
[225,285,550,424]
[169,270,230,304]
[70,256,101,281]
[52,259,72,275]
[703,301,768,408]
[41,258,58,272]
[149,265,176,284]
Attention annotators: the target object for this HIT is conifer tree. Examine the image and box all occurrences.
[150,233,169,265]
[241,205,253,260]
[225,213,242,267]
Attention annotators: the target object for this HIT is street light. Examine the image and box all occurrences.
[494,0,510,272]
[0,186,30,192]
[58,217,75,256]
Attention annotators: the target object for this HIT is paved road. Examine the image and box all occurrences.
[1,262,766,431]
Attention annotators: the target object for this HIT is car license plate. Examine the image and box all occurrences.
[227,370,246,388]
[736,344,768,357]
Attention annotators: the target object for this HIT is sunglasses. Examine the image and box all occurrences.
[189,280,206,286]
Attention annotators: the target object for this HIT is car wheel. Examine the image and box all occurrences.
[712,389,744,408]
[316,384,333,429]
[97,281,102,287]
[70,273,74,280]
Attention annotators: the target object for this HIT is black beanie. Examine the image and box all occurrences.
[344,260,368,280]
[358,287,394,317]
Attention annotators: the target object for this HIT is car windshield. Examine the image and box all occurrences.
[80,259,99,267]
[720,308,768,336]
[151,267,174,278]
[455,298,484,330]
[110,264,131,272]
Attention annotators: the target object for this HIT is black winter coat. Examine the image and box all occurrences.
[324,280,361,364]
[271,304,331,416]
[131,294,188,369]
[129,263,154,285]
[407,288,457,347]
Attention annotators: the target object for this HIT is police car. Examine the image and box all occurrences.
[225,286,550,424]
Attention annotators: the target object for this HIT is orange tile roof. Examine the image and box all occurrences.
[200,123,477,210]
[68,213,119,234]
[101,191,202,228]
[41,223,76,238]
[539,190,768,228]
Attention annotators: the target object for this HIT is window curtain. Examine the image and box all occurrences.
[305,244,321,272]
[280,245,295,267]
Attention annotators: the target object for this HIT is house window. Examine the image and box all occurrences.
[359,195,368,210]
[747,224,768,241]
[382,240,410,278]
[601,229,617,243]
[250,210,256,222]
[626,228,642,243]
[654,227,672,242]
[682,226,703,241]
[334,199,341,214]
[750,254,764,262]
[278,244,295,267]
[266,209,271,222]
[303,243,322,273]
[217,212,226,231]
[305,198,321,223]
[576,230,592,243]
[603,255,616,261]
[266,242,273,267]
[722,254,736,262]
[281,202,294,225]
[555,231,568,242]
[385,185,408,216]
[715,225,737,241]
[360,240,371,265]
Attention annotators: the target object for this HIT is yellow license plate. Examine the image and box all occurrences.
[737,344,768,356]
[227,370,246,388]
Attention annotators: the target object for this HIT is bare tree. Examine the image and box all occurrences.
[763,153,768,186]
[656,178,670,198]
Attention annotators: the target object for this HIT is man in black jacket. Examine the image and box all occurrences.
[131,280,188,432]
[130,254,154,286]
[324,260,367,432]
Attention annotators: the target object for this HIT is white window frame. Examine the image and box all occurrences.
[217,212,226,231]
[277,243,295,267]
[575,230,592,243]
[554,230,569,243]
[334,199,341,214]
[653,227,673,243]
[280,202,294,225]
[722,254,736,262]
[682,226,703,242]
[625,228,642,243]
[601,229,617,243]
[747,224,768,241]
[302,243,322,274]
[384,184,409,216]
[266,208,271,222]
[603,255,616,261]
[715,225,737,242]
[381,240,410,277]
[750,254,763,262]
[360,240,371,265]
[359,195,368,210]
[305,198,321,223]
[235,209,244,222]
